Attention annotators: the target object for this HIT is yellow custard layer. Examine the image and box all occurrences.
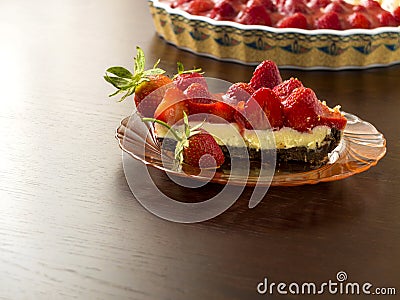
[154,122,332,150]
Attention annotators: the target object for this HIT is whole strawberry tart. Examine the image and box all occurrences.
[105,47,347,168]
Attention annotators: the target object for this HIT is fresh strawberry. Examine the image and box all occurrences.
[104,46,170,117]
[142,113,225,168]
[234,93,271,130]
[173,62,207,91]
[278,12,308,29]
[324,1,345,13]
[154,86,188,125]
[187,0,214,15]
[134,75,172,117]
[252,88,284,128]
[184,83,213,104]
[282,87,323,132]
[316,11,342,29]
[394,7,400,23]
[348,12,371,29]
[225,82,255,104]
[377,11,397,27]
[249,60,282,90]
[280,0,309,15]
[352,4,366,12]
[171,0,189,8]
[238,5,272,26]
[210,0,237,20]
[307,0,331,9]
[273,78,303,101]
[183,132,225,168]
[247,0,275,12]
[184,83,216,115]
[361,0,381,9]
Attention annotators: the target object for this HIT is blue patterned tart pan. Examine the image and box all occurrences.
[148,0,400,69]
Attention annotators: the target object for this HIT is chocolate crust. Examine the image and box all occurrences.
[157,128,342,167]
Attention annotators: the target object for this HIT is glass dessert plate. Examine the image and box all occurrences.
[116,112,386,186]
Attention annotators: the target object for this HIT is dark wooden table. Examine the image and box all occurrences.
[1,0,399,299]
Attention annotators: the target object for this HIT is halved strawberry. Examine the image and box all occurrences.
[210,100,236,122]
[317,105,347,130]
[225,82,255,104]
[154,86,188,125]
[184,83,215,115]
[273,77,304,101]
[252,88,284,128]
[234,97,269,130]
[249,60,282,90]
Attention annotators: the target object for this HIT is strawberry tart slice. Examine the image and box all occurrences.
[105,48,347,168]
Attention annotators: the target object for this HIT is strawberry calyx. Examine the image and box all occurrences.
[142,112,204,165]
[104,46,166,102]
[173,62,203,78]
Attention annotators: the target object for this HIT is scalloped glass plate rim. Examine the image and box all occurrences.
[116,112,386,187]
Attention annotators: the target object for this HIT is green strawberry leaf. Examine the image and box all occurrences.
[104,46,167,102]
[106,67,133,79]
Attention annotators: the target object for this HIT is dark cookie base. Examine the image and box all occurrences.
[157,128,342,167]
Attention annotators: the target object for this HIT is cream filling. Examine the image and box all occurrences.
[154,122,332,150]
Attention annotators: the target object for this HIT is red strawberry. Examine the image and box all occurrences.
[247,0,274,11]
[278,12,308,29]
[394,7,400,23]
[209,94,236,122]
[187,0,214,15]
[377,11,397,27]
[183,132,225,168]
[104,46,170,117]
[252,88,284,128]
[324,1,345,13]
[317,105,347,130]
[361,0,381,9]
[225,82,255,104]
[210,0,237,20]
[280,0,309,15]
[238,5,272,26]
[316,11,342,29]
[348,12,371,29]
[249,60,282,90]
[134,75,172,117]
[154,86,188,125]
[143,113,225,168]
[234,93,271,130]
[282,87,323,132]
[273,77,303,101]
[184,83,215,115]
[308,0,331,9]
[173,63,207,91]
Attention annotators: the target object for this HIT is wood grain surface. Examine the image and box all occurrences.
[0,0,399,299]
